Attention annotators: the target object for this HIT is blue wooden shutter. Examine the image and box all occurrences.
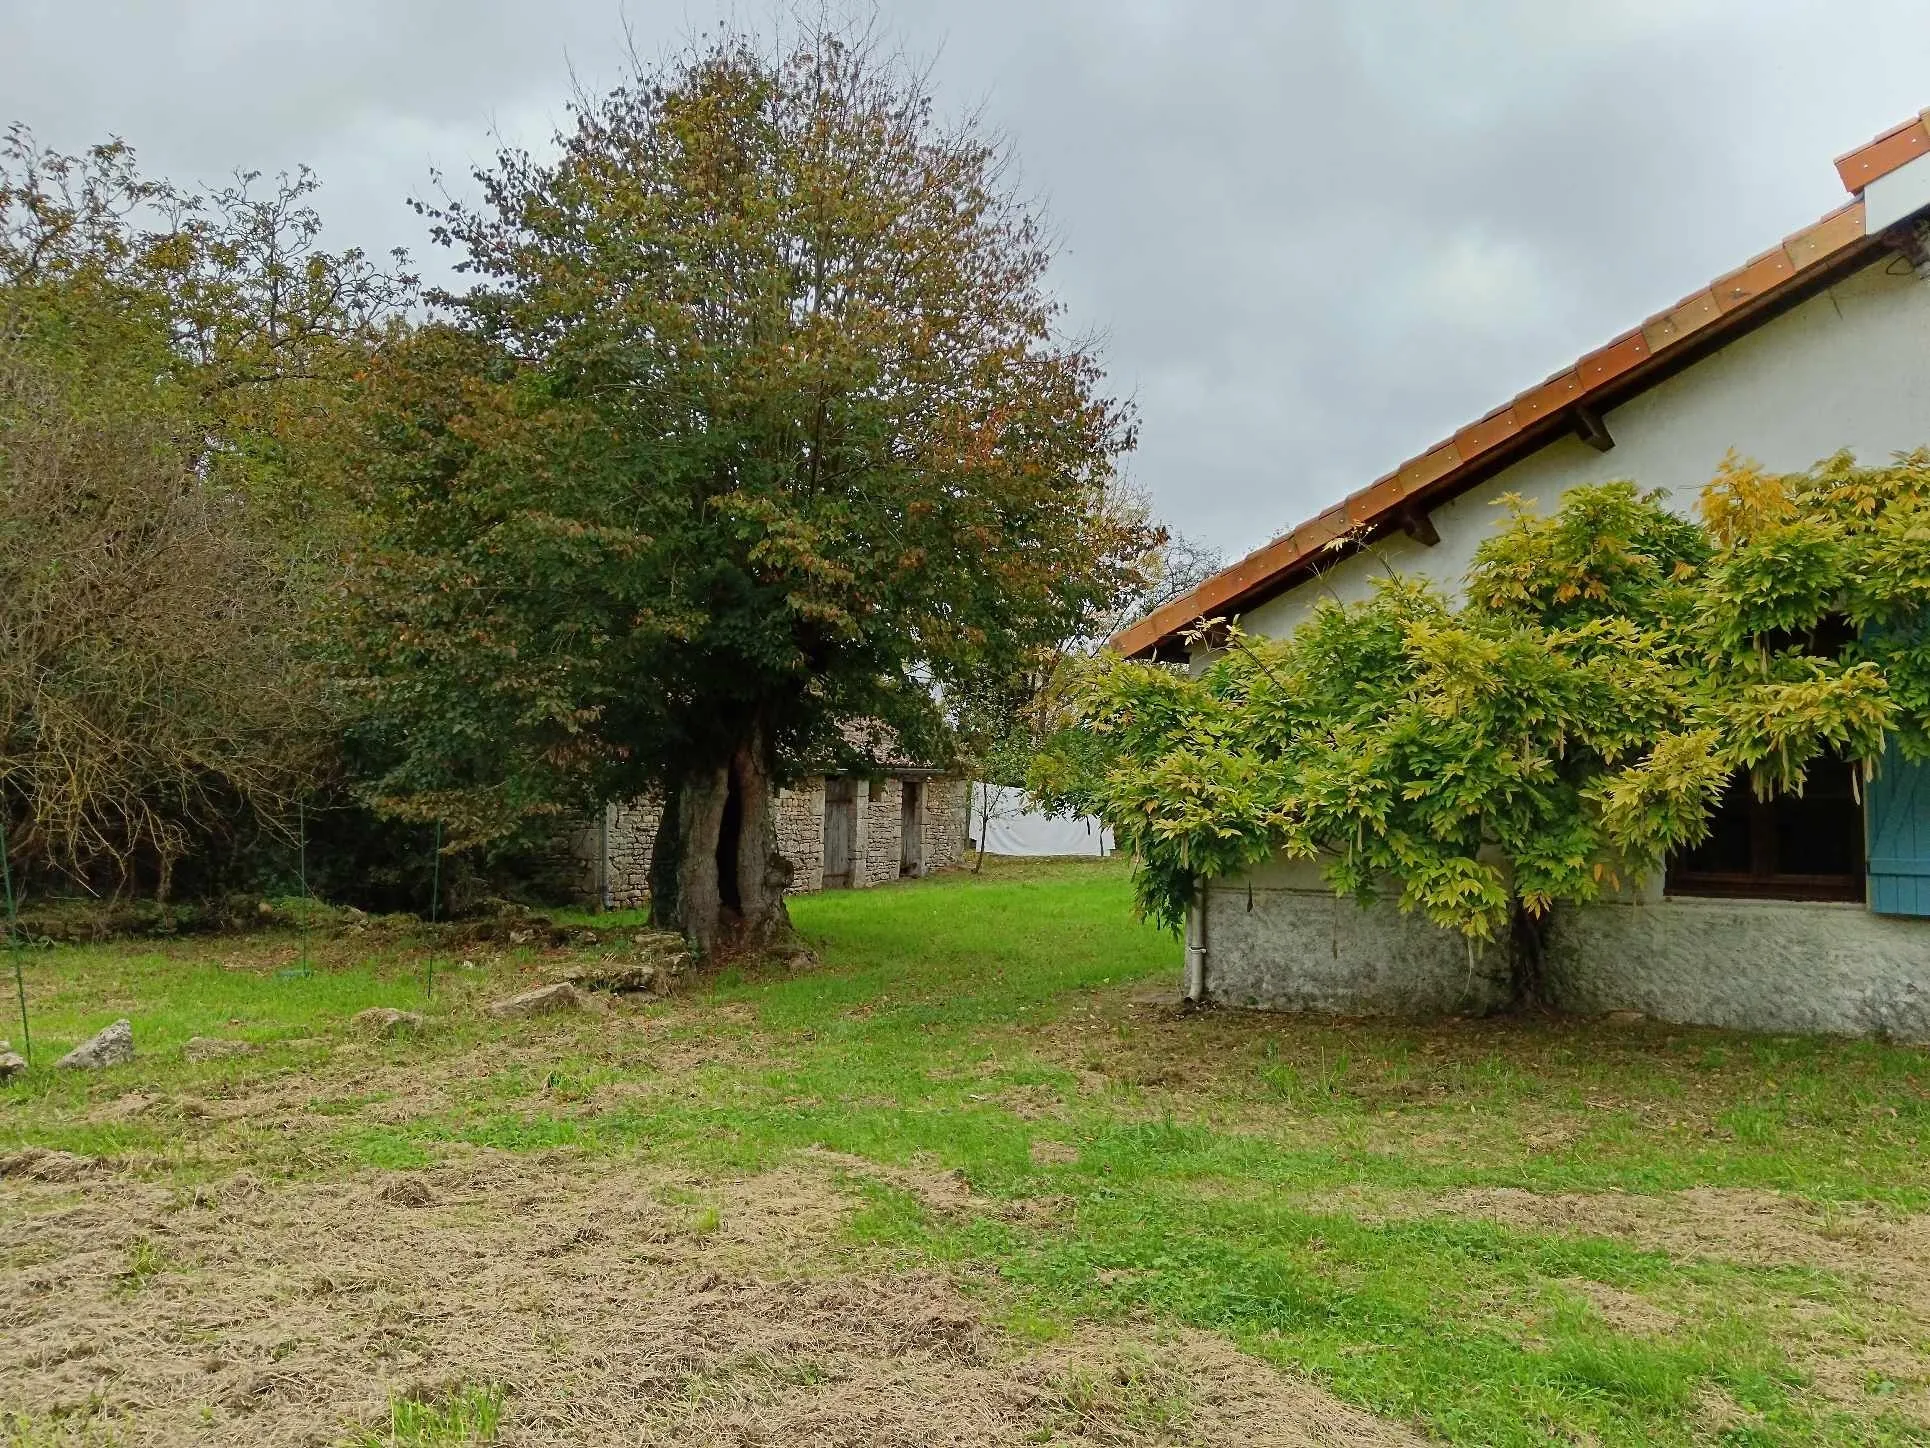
[1867,742,1930,915]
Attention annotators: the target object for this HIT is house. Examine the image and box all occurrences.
[1112,111,1930,1039]
[575,727,970,907]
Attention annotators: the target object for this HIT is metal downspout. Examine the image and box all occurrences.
[1183,881,1208,1003]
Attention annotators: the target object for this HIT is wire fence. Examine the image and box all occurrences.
[0,800,458,1070]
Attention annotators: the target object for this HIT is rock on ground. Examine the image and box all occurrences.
[351,1007,426,1039]
[553,931,688,995]
[553,961,669,995]
[55,1019,133,1070]
[0,1044,26,1080]
[0,1147,96,1181]
[487,982,599,1019]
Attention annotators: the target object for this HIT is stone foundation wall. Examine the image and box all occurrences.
[1544,895,1930,1040]
[1197,853,1930,1039]
[549,820,606,906]
[1200,862,1511,1018]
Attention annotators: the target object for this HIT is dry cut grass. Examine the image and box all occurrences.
[6,1147,1419,1447]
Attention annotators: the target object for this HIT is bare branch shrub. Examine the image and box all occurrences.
[0,345,325,897]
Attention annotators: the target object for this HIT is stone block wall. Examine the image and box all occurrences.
[603,798,662,909]
[864,777,904,885]
[1544,896,1930,1040]
[552,820,606,905]
[921,777,970,874]
[576,772,968,907]
[1200,860,1511,1018]
[777,779,826,894]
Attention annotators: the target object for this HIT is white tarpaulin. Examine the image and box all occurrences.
[969,783,1114,857]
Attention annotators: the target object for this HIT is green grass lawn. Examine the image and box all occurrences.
[5,857,1928,1446]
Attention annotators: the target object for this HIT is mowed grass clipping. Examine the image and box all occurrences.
[4,856,1928,1445]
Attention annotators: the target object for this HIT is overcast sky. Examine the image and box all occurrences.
[5,1,1928,558]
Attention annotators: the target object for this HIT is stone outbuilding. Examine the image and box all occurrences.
[1111,110,1930,1040]
[575,738,969,909]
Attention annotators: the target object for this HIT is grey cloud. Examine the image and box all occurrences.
[6,0,1928,555]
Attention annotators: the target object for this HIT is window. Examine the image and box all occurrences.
[1666,755,1865,902]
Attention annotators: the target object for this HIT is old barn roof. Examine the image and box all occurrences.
[1112,111,1930,661]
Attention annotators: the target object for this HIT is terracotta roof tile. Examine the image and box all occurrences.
[1785,201,1866,269]
[1300,506,1352,552]
[1347,471,1406,526]
[1452,406,1520,460]
[1640,290,1720,351]
[1712,246,1796,312]
[1396,443,1462,494]
[1835,117,1930,193]
[1577,330,1649,388]
[1513,369,1583,425]
[1110,114,1902,660]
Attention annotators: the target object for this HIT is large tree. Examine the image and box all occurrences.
[1038,455,1930,1006]
[344,25,1146,952]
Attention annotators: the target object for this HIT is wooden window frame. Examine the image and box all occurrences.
[1666,771,1866,904]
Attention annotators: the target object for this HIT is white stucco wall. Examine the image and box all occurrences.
[1236,258,1930,641]
[1545,897,1930,1040]
[1201,856,1512,1018]
[1193,255,1930,1037]
[1200,862,1930,1039]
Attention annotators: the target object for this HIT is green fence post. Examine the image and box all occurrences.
[0,813,28,1066]
[426,820,442,1000]
[282,800,313,982]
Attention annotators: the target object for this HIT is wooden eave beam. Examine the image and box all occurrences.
[1396,508,1441,546]
[1573,404,1614,452]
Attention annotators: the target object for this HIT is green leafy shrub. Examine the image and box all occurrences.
[1039,453,1930,958]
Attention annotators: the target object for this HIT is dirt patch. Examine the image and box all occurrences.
[800,1146,1069,1228]
[1,1151,1423,1447]
[376,1174,439,1208]
[1431,1185,1930,1426]
[993,1083,1068,1121]
[1557,1278,1679,1336]
[800,1145,986,1217]
[191,1010,752,1135]
[1438,1186,1930,1301]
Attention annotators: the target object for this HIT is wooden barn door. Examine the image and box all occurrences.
[823,778,857,888]
[900,781,922,876]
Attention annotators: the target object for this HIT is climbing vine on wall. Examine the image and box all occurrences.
[1034,452,1930,943]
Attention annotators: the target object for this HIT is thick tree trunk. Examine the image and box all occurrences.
[648,722,795,957]
[1508,899,1550,1012]
[729,734,794,946]
[672,764,730,956]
